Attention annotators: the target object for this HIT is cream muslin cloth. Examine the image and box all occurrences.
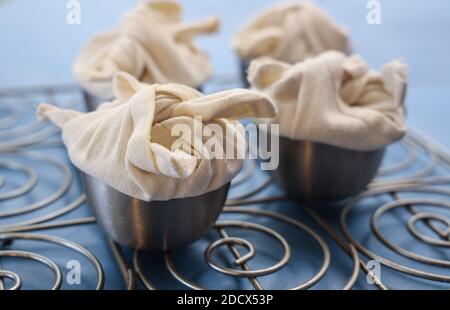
[248,51,408,151]
[37,72,276,201]
[233,0,350,64]
[73,0,219,98]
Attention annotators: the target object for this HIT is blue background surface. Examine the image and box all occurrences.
[0,0,449,290]
[0,0,449,148]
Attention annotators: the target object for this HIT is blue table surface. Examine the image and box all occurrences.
[0,0,449,290]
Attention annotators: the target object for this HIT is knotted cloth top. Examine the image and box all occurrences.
[74,0,219,98]
[232,0,350,64]
[248,51,408,151]
[37,72,276,201]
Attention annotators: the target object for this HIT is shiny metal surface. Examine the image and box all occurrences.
[271,136,386,202]
[82,173,230,250]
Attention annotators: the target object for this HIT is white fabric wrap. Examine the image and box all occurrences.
[73,0,219,98]
[248,51,408,151]
[233,0,350,63]
[37,72,276,201]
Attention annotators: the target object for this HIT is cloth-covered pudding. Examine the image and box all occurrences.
[37,72,276,201]
[248,51,408,200]
[74,0,219,98]
[233,0,350,65]
[248,51,408,151]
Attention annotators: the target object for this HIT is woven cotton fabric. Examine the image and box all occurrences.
[248,51,408,151]
[74,0,219,98]
[233,0,350,64]
[38,72,276,201]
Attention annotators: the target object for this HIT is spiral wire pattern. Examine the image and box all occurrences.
[0,82,449,290]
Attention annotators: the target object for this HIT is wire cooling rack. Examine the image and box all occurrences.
[0,81,449,290]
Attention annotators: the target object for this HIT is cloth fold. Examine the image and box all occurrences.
[233,0,350,64]
[73,0,219,98]
[37,72,276,201]
[248,51,408,151]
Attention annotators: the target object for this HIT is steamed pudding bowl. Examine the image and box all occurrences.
[74,1,219,110]
[83,173,229,250]
[232,1,350,88]
[272,137,385,202]
[250,51,408,202]
[37,71,277,250]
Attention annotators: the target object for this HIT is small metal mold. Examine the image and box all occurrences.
[272,137,386,202]
[82,173,230,250]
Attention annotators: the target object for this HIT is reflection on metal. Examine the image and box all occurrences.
[83,172,230,250]
[0,83,449,290]
[272,137,385,201]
